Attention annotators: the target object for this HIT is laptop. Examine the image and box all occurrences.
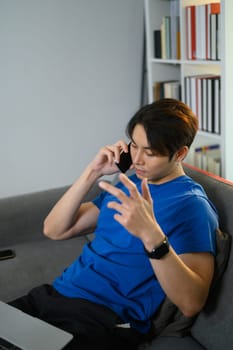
[0,301,73,350]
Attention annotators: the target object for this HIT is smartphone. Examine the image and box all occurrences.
[115,143,132,173]
[0,249,16,261]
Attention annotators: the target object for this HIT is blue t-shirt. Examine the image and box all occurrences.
[53,174,218,333]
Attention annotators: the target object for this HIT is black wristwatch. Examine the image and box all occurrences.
[144,235,170,259]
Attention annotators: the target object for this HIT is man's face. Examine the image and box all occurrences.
[130,124,179,184]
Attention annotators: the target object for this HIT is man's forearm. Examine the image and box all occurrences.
[43,165,101,239]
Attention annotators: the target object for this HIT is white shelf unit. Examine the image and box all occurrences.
[144,0,233,181]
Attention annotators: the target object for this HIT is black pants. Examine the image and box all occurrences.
[9,284,147,350]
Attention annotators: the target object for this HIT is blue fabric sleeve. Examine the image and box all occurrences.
[167,195,217,256]
[92,191,107,210]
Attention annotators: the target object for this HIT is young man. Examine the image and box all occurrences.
[10,99,218,349]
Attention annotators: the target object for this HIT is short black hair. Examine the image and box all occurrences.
[126,98,198,159]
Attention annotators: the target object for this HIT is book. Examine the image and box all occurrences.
[176,17,181,59]
[207,77,215,133]
[184,74,209,132]
[185,74,221,133]
[154,30,161,58]
[153,82,163,101]
[208,2,221,15]
[185,6,191,59]
[161,17,166,59]
[214,77,221,134]
[186,5,196,60]
[204,144,221,176]
[203,75,221,133]
[184,2,222,61]
[184,76,191,108]
[170,0,180,59]
[207,2,221,60]
[210,13,217,60]
[194,144,221,175]
[196,5,206,60]
[153,80,180,101]
[163,80,180,99]
[190,75,198,115]
[216,13,221,60]
[164,16,171,59]
[196,76,203,130]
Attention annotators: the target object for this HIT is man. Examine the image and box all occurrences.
[10,99,218,349]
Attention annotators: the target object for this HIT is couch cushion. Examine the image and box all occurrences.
[191,241,233,349]
[0,182,102,249]
[0,235,88,303]
[209,229,232,292]
[143,335,205,350]
[150,228,231,343]
[183,165,233,349]
[183,164,233,236]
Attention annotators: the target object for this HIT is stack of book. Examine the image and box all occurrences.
[184,74,221,135]
[187,144,221,176]
[185,2,221,60]
[153,0,180,59]
[153,80,181,101]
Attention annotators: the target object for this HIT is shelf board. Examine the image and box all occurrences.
[150,58,221,66]
[198,131,222,140]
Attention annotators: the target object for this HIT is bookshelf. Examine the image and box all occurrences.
[144,0,233,181]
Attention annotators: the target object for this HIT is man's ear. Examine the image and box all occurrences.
[176,146,189,161]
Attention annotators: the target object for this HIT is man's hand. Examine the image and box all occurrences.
[90,141,129,177]
[99,173,164,244]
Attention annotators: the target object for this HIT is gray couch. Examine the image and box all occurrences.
[0,164,233,349]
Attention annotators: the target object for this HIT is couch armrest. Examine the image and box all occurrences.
[0,182,102,248]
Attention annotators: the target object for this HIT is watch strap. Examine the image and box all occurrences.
[144,235,169,259]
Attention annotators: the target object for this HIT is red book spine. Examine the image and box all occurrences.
[186,5,196,60]
[190,5,196,60]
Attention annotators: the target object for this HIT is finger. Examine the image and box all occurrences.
[100,146,115,166]
[103,144,124,166]
[141,178,153,204]
[114,140,129,153]
[105,146,118,165]
[118,173,140,199]
[113,212,125,226]
[113,140,129,163]
[107,201,124,214]
[98,180,127,203]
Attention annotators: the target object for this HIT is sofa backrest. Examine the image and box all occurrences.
[0,182,102,248]
[183,163,233,349]
[184,164,233,235]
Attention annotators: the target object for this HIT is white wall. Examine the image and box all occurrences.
[0,0,144,198]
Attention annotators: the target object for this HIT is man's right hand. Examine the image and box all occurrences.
[90,140,130,177]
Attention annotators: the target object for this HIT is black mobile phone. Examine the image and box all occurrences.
[0,249,16,261]
[115,143,132,173]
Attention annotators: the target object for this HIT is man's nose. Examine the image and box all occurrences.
[134,150,144,164]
